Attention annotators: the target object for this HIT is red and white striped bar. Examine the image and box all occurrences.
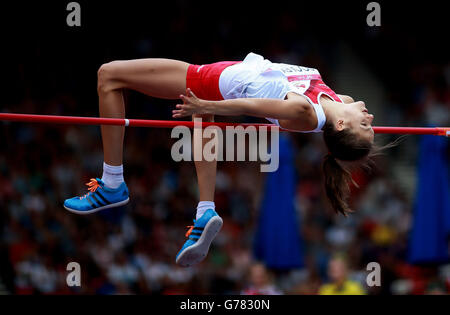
[0,113,449,136]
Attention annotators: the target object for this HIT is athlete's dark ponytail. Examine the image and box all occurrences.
[322,122,402,215]
[322,153,356,216]
[322,122,372,216]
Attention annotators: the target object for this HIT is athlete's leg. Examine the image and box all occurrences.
[174,113,222,267]
[64,59,189,213]
[193,113,217,202]
[97,59,190,166]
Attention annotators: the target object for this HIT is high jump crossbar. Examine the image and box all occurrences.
[0,113,449,137]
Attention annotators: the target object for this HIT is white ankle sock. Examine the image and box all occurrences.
[196,201,215,220]
[101,162,124,189]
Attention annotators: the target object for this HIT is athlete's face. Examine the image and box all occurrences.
[337,101,375,142]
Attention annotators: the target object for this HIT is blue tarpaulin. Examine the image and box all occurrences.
[253,134,304,269]
[408,134,450,264]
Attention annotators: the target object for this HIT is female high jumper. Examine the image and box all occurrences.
[63,52,375,267]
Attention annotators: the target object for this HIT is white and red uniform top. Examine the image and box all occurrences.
[218,52,344,132]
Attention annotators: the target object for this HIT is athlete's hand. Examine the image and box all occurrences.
[172,88,208,118]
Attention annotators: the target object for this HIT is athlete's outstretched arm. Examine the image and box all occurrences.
[173,88,312,120]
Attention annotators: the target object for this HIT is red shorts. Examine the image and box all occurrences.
[186,61,240,101]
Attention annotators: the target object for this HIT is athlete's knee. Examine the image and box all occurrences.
[97,61,122,93]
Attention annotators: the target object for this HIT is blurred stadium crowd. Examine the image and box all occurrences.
[0,1,449,295]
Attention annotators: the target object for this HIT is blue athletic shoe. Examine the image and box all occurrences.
[176,209,223,267]
[64,178,129,215]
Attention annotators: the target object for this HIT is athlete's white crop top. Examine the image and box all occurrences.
[218,52,343,133]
